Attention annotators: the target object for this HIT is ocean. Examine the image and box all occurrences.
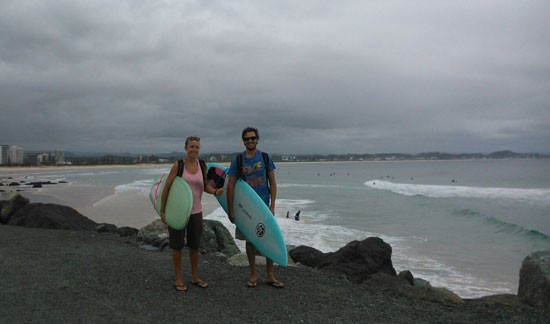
[2,159,549,299]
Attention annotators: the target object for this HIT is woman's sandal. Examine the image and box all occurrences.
[191,280,209,288]
[174,283,188,292]
[266,273,284,289]
[266,280,284,289]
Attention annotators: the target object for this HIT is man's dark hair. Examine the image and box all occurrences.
[241,127,259,140]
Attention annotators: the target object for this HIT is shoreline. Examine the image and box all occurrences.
[0,163,173,173]
[2,157,546,174]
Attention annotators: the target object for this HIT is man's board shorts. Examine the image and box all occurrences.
[168,212,203,250]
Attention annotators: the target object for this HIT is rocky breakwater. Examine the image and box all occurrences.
[289,238,462,304]
[2,193,549,314]
[289,237,550,308]
[0,194,240,257]
[0,175,68,192]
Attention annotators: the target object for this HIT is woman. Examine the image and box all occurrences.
[160,136,223,291]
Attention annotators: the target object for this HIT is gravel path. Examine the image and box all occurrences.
[1,225,547,323]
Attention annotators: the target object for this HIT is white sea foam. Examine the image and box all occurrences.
[207,204,373,254]
[115,179,152,196]
[207,199,506,298]
[92,179,152,207]
[276,198,315,207]
[389,239,515,298]
[364,180,550,203]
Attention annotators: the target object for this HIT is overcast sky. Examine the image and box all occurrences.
[1,1,549,155]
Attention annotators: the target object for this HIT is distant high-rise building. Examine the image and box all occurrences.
[54,149,65,165]
[37,153,54,165]
[0,145,24,165]
[9,145,24,165]
[0,145,8,165]
[26,153,39,165]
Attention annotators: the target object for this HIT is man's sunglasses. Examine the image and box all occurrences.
[243,136,257,142]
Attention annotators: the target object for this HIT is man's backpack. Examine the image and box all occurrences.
[177,159,207,184]
[236,152,270,191]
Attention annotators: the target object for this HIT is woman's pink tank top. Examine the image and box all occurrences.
[182,159,203,214]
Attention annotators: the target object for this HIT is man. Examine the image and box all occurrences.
[227,127,284,288]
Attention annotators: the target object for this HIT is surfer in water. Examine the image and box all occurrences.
[160,136,223,292]
[227,127,284,289]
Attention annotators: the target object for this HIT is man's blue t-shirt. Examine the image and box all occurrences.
[228,150,275,205]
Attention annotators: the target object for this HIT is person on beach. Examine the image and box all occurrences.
[226,126,284,289]
[294,210,300,221]
[160,136,224,292]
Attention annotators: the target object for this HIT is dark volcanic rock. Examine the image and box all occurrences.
[96,223,138,237]
[0,194,30,224]
[137,219,240,256]
[290,237,396,283]
[95,223,118,233]
[116,226,138,237]
[288,245,325,267]
[365,272,463,304]
[7,203,97,231]
[202,219,240,257]
[137,219,168,247]
[518,250,550,308]
[398,270,415,285]
[27,181,55,187]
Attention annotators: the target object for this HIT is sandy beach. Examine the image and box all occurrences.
[0,163,173,173]
[1,165,222,229]
[1,184,220,230]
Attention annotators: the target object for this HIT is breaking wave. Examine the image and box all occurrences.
[454,209,550,241]
[364,180,550,203]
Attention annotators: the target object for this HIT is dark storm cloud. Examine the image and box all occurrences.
[1,0,549,155]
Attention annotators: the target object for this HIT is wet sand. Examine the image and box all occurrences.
[2,179,221,229]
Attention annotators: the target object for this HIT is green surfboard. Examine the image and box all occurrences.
[149,174,193,230]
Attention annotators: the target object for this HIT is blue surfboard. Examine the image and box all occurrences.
[207,163,288,266]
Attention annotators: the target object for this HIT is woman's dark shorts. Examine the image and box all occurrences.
[168,212,203,250]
